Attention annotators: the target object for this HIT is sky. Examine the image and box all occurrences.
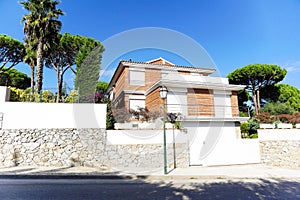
[0,0,300,90]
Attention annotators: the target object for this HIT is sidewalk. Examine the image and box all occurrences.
[0,164,299,180]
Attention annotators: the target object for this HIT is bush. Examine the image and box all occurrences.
[240,122,249,136]
[240,120,259,138]
[248,118,259,135]
[276,114,293,123]
[103,98,115,130]
[255,112,300,125]
[8,87,55,102]
[112,107,131,123]
[9,87,29,102]
[255,112,276,123]
[64,90,78,103]
[261,102,294,115]
[249,133,258,138]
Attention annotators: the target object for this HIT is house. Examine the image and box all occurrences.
[107,57,245,120]
[106,58,259,166]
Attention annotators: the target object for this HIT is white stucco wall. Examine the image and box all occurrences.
[106,129,188,144]
[183,121,260,166]
[258,129,300,140]
[167,87,188,116]
[1,102,106,129]
[0,86,106,129]
[213,90,232,118]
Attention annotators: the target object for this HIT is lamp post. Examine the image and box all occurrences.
[159,86,168,175]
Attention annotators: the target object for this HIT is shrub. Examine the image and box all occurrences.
[112,107,131,123]
[249,133,258,138]
[248,118,260,135]
[240,122,249,134]
[64,90,78,103]
[276,114,293,123]
[261,102,294,115]
[103,98,115,130]
[8,87,55,102]
[255,112,276,123]
[8,87,29,102]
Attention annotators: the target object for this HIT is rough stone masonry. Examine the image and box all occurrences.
[260,140,300,169]
[0,128,189,169]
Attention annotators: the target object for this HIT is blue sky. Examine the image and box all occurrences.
[0,0,300,90]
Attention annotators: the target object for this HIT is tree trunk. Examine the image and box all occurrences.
[36,38,44,93]
[30,65,35,102]
[257,89,261,114]
[59,73,64,102]
[56,68,61,103]
[252,89,259,115]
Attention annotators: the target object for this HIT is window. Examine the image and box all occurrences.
[129,70,145,86]
[129,99,145,111]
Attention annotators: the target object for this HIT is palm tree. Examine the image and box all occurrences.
[20,0,64,93]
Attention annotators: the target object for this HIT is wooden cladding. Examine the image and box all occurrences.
[146,87,163,113]
[230,91,239,117]
[187,88,214,116]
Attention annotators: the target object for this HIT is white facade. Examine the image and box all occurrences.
[0,86,106,129]
[183,121,260,166]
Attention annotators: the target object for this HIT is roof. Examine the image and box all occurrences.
[107,57,216,91]
[145,57,175,66]
[119,59,216,73]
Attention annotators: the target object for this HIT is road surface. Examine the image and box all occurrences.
[0,178,299,199]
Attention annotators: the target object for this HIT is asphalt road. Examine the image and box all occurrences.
[0,178,299,200]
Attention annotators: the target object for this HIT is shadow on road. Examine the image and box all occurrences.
[141,178,300,199]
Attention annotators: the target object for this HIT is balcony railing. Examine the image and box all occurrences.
[165,103,250,118]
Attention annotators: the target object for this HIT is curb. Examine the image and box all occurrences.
[0,174,137,180]
[0,174,297,180]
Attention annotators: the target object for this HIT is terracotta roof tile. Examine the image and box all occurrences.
[120,60,216,71]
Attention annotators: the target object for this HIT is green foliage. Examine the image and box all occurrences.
[8,87,55,102]
[261,102,294,115]
[249,134,258,138]
[227,64,287,115]
[96,82,109,93]
[0,34,24,72]
[248,118,259,135]
[237,89,250,106]
[8,87,30,102]
[45,33,79,102]
[74,36,104,69]
[20,0,64,92]
[103,98,115,130]
[75,43,104,103]
[0,68,30,89]
[74,36,105,96]
[240,122,250,134]
[64,90,78,103]
[228,64,287,88]
[174,121,182,129]
[277,84,300,111]
[261,84,300,112]
[240,120,259,138]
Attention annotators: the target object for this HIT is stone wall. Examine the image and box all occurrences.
[106,143,189,169]
[0,128,107,167]
[260,140,300,169]
[0,128,189,169]
[258,129,300,169]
